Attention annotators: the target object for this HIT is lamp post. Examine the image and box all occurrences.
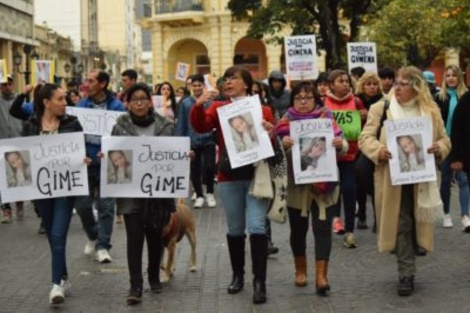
[68,56,84,84]
[13,44,39,85]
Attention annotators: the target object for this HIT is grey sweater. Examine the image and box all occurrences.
[0,93,23,139]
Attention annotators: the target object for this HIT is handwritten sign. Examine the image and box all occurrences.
[385,117,436,185]
[347,42,378,73]
[284,35,317,80]
[0,133,89,202]
[66,107,124,136]
[175,62,190,82]
[217,95,274,168]
[290,119,338,184]
[333,110,361,140]
[100,136,191,198]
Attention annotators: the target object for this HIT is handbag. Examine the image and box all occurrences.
[266,136,288,224]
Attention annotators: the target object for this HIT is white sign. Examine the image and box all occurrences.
[100,136,191,198]
[385,117,436,185]
[204,74,216,91]
[284,35,317,80]
[347,42,378,73]
[152,95,167,116]
[290,119,338,184]
[175,62,190,82]
[0,133,89,202]
[66,107,124,136]
[217,95,274,168]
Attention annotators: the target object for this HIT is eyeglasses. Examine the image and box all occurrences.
[394,81,411,88]
[294,96,315,102]
[130,98,150,104]
[223,75,241,83]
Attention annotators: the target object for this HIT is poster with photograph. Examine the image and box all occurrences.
[284,35,317,81]
[31,60,55,84]
[0,132,89,202]
[217,95,274,168]
[204,74,216,91]
[175,62,190,82]
[347,42,378,73]
[0,59,7,83]
[332,110,362,140]
[290,119,338,184]
[66,107,125,136]
[100,136,191,198]
[152,95,167,116]
[385,117,436,185]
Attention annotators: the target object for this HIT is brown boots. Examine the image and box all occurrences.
[294,256,307,287]
[315,259,330,295]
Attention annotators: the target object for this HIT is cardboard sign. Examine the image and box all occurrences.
[284,35,318,80]
[0,59,7,83]
[32,60,55,84]
[66,107,124,136]
[175,62,190,82]
[332,110,362,140]
[101,136,191,198]
[347,42,378,73]
[290,119,338,184]
[0,132,89,202]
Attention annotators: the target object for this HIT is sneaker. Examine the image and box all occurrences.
[96,249,112,263]
[343,232,357,248]
[1,208,12,224]
[16,202,24,220]
[126,288,142,305]
[84,240,96,255]
[60,279,72,296]
[357,218,368,230]
[191,193,197,201]
[267,241,279,255]
[206,193,217,208]
[194,197,205,208]
[49,284,65,305]
[442,214,453,228]
[462,215,470,233]
[397,275,414,296]
[332,217,345,234]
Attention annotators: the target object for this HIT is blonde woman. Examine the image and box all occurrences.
[359,66,450,297]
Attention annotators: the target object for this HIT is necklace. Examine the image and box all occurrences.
[42,118,60,132]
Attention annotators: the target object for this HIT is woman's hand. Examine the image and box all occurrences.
[195,89,218,106]
[97,151,105,159]
[332,137,343,150]
[359,109,368,120]
[83,157,92,166]
[188,150,195,160]
[379,147,392,161]
[22,84,34,94]
[281,136,294,149]
[451,161,463,172]
[261,119,273,132]
[427,143,440,156]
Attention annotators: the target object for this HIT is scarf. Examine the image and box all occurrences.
[130,112,155,127]
[445,88,458,135]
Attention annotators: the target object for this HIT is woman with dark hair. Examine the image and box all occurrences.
[22,83,86,305]
[155,81,177,120]
[190,66,275,304]
[67,89,81,106]
[111,83,176,305]
[315,72,330,102]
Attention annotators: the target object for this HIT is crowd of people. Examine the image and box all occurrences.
[0,61,469,307]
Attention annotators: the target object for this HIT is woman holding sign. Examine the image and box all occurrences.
[190,66,274,304]
[21,84,86,305]
[359,66,450,297]
[275,81,346,294]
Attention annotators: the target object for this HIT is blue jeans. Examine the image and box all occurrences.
[334,161,357,233]
[35,197,74,285]
[218,180,269,236]
[440,158,470,216]
[74,167,115,250]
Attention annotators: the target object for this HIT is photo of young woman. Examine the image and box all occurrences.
[107,150,132,184]
[300,137,327,172]
[228,113,259,153]
[396,134,425,172]
[4,151,32,188]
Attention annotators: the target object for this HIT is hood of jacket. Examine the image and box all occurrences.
[268,70,287,96]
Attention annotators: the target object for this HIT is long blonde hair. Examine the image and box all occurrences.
[355,72,383,95]
[438,65,468,102]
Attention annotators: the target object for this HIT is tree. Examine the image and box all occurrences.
[228,0,382,70]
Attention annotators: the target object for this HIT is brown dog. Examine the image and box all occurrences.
[161,198,197,282]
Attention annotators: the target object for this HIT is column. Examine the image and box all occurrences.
[151,22,164,85]
[219,14,232,73]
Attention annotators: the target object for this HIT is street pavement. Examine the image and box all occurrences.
[0,188,469,313]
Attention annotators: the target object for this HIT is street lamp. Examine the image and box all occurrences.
[68,56,84,84]
[13,44,39,85]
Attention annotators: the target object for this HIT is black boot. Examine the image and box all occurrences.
[227,235,245,294]
[250,234,267,304]
[397,275,414,296]
[126,286,142,305]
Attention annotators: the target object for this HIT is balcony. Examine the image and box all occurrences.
[142,0,205,27]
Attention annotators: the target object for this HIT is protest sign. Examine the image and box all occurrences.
[101,136,191,198]
[385,116,436,185]
[347,42,378,73]
[332,110,362,140]
[204,74,216,91]
[66,107,124,136]
[284,35,317,80]
[0,59,7,83]
[175,62,190,82]
[217,95,274,168]
[290,119,338,184]
[32,60,55,84]
[152,95,168,116]
[0,133,89,202]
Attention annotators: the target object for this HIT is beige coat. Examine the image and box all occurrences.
[359,100,450,253]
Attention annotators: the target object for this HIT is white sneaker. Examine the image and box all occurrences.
[49,284,65,305]
[206,193,217,208]
[84,240,96,255]
[461,215,470,233]
[194,197,205,208]
[96,249,112,263]
[191,193,197,201]
[60,279,71,296]
[442,214,453,228]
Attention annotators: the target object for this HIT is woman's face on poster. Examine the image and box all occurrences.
[110,151,126,168]
[399,137,416,154]
[7,153,24,170]
[308,140,326,158]
[230,116,248,133]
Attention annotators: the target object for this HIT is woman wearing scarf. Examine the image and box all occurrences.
[434,65,469,230]
[275,81,347,294]
[359,66,450,296]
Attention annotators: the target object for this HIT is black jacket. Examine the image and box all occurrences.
[22,114,83,136]
[450,91,470,175]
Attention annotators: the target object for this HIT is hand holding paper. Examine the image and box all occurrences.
[427,143,440,156]
[379,147,392,161]
[332,137,343,150]
[281,136,294,149]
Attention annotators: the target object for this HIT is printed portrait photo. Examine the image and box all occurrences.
[396,134,425,173]
[107,150,133,184]
[4,151,32,188]
[299,137,327,172]
[228,113,260,153]
[35,61,50,85]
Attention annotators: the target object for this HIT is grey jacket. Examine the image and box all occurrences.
[0,93,23,139]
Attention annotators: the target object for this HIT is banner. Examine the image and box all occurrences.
[217,95,274,168]
[175,62,190,82]
[31,60,55,84]
[347,42,378,73]
[0,59,7,83]
[290,119,338,184]
[100,136,191,198]
[332,110,362,140]
[0,133,89,203]
[66,107,124,136]
[385,117,436,185]
[284,35,317,81]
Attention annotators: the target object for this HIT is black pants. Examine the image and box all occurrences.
[191,144,216,197]
[355,154,376,222]
[124,212,163,288]
[288,201,334,260]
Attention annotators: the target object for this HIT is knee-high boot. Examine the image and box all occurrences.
[227,235,245,294]
[250,234,267,304]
